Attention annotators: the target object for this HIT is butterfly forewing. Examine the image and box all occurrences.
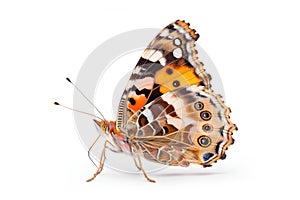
[116,20,211,130]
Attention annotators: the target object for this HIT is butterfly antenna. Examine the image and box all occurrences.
[54,101,102,167]
[53,102,103,121]
[66,77,106,120]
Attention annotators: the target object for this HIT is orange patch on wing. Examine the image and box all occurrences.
[128,94,147,112]
[155,62,201,93]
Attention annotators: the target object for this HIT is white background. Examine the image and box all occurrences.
[1,0,299,199]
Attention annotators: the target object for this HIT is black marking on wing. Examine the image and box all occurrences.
[166,24,176,32]
[130,59,164,80]
[138,114,149,127]
[129,97,136,105]
[163,126,169,134]
[220,153,226,160]
[209,98,217,108]
[218,111,223,121]
[136,57,149,66]
[135,88,151,98]
[196,92,208,98]
[203,153,214,162]
[164,52,179,64]
[219,126,225,137]
[215,141,223,154]
[146,84,163,104]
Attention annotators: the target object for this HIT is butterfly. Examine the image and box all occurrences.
[68,20,237,183]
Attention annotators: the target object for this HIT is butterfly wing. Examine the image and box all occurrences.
[127,85,236,166]
[115,20,236,166]
[116,20,211,130]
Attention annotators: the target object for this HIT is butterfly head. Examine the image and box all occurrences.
[94,119,116,134]
[93,119,123,152]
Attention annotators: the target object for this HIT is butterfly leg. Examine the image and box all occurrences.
[133,158,142,171]
[132,144,156,183]
[87,135,101,167]
[86,141,107,182]
[130,148,142,171]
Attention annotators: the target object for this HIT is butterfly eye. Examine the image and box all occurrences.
[101,124,107,132]
[102,124,109,133]
[194,101,204,110]
[202,124,213,132]
[200,111,212,121]
[172,80,180,87]
[197,136,211,147]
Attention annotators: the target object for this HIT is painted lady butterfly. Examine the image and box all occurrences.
[62,20,237,182]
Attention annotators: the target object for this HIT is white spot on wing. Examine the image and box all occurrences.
[142,49,153,59]
[143,109,153,122]
[159,57,166,66]
[142,49,163,63]
[178,27,186,34]
[149,50,163,62]
[186,42,192,53]
[173,48,182,58]
[134,77,154,90]
[185,33,192,40]
[174,38,181,46]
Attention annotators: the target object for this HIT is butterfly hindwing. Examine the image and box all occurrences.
[127,85,236,166]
